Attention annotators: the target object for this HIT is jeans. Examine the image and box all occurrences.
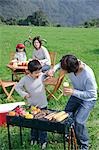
[31,129,47,144]
[31,107,47,144]
[65,96,96,150]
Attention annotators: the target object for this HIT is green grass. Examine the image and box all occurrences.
[0,25,99,150]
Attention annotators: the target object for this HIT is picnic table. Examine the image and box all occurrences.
[7,64,28,81]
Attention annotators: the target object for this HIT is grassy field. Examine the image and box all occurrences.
[0,25,99,150]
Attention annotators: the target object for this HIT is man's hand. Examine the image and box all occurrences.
[63,87,74,96]
[47,69,54,77]
[24,94,31,99]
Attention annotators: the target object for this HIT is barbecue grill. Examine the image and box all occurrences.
[6,109,78,150]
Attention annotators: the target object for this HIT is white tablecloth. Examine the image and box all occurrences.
[0,102,25,113]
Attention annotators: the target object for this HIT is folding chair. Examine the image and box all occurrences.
[49,51,57,68]
[44,69,65,100]
[0,79,17,99]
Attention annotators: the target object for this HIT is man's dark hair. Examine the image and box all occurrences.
[60,55,79,73]
[28,60,42,73]
[32,36,42,49]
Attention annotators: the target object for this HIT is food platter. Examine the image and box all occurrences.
[8,105,69,122]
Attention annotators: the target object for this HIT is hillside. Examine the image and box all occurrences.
[0,0,99,26]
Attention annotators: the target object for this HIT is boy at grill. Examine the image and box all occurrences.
[15,59,48,149]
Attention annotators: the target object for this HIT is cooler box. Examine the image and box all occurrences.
[0,102,25,126]
[0,112,8,126]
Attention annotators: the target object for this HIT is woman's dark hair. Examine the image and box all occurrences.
[16,48,26,53]
[28,60,42,73]
[32,36,42,49]
[60,55,79,73]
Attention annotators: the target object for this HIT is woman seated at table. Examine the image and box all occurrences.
[32,36,51,72]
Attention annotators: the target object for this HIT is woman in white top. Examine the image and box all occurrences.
[32,36,51,72]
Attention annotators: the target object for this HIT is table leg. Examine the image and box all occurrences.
[12,73,14,81]
[63,132,66,150]
[7,124,11,149]
[12,71,19,81]
[20,126,23,145]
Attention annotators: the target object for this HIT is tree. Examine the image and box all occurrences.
[4,18,17,25]
[84,21,90,28]
[26,10,49,26]
[0,10,50,26]
[83,19,99,28]
[0,16,4,22]
[17,19,29,26]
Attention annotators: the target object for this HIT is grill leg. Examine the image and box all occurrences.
[63,132,66,150]
[20,126,23,145]
[7,124,11,149]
